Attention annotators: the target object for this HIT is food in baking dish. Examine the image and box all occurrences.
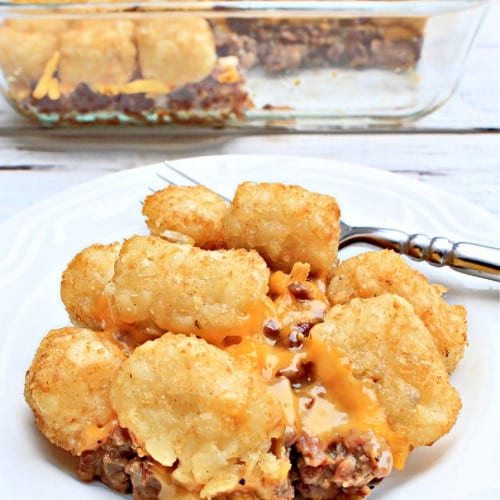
[0,1,425,126]
[213,17,424,73]
[25,180,466,499]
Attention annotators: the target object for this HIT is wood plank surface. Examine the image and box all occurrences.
[1,132,498,222]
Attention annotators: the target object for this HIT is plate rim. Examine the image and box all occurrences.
[0,154,498,235]
[0,153,499,500]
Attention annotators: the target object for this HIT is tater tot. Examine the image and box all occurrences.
[223,182,341,277]
[59,20,136,86]
[61,242,120,331]
[135,18,217,88]
[327,250,467,373]
[4,18,69,33]
[107,235,270,345]
[0,26,58,87]
[311,295,462,448]
[142,185,227,249]
[24,327,126,456]
[110,333,291,499]
[69,18,135,36]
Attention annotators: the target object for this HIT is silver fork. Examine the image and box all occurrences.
[157,163,500,282]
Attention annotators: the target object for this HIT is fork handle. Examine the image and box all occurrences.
[343,227,500,282]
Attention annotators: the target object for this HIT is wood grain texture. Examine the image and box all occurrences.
[1,133,498,222]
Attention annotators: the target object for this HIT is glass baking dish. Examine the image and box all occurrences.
[0,0,489,130]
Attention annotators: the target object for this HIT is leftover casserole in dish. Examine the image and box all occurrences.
[0,0,488,128]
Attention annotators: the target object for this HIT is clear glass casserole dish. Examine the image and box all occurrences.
[0,0,489,130]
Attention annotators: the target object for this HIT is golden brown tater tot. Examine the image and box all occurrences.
[25,327,126,456]
[59,21,136,87]
[142,185,227,249]
[136,18,217,88]
[61,242,120,331]
[311,294,462,448]
[327,250,467,372]
[110,333,291,499]
[223,182,340,277]
[107,235,270,345]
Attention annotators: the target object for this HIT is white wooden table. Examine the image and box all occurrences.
[1,3,499,223]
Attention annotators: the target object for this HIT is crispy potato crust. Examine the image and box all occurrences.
[0,26,58,87]
[327,250,467,373]
[61,242,120,330]
[136,18,217,88]
[311,294,462,448]
[3,18,69,33]
[107,235,270,345]
[142,185,227,249]
[110,333,290,499]
[24,327,126,455]
[59,21,136,86]
[223,182,340,277]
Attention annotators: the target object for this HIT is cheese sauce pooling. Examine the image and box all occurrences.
[229,263,409,470]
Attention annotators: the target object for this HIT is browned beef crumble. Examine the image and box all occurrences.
[215,32,259,70]
[291,431,392,500]
[74,427,294,499]
[126,459,163,500]
[75,428,163,499]
[75,425,390,500]
[214,19,423,73]
[167,66,250,114]
[27,94,65,114]
[113,92,156,113]
[18,64,251,126]
[76,427,135,494]
[68,83,113,112]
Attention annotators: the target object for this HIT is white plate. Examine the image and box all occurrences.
[0,155,499,500]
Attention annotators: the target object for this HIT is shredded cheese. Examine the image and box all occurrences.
[96,79,173,97]
[32,51,60,100]
[79,419,118,454]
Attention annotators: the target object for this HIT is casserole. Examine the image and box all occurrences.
[0,0,489,129]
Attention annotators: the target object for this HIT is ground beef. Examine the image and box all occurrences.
[369,38,421,69]
[74,426,294,499]
[66,84,155,114]
[215,32,259,70]
[28,94,64,114]
[74,426,390,499]
[68,83,112,112]
[19,64,251,126]
[167,65,251,117]
[75,428,163,499]
[75,427,135,494]
[127,458,163,500]
[291,431,393,500]
[215,19,422,73]
[112,93,155,113]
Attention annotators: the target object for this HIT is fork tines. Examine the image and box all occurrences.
[157,161,231,203]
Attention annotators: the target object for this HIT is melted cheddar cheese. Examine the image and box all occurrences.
[230,335,409,469]
[230,262,409,470]
[32,51,60,100]
[79,419,119,453]
[30,52,242,102]
[197,301,269,347]
[96,79,173,96]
